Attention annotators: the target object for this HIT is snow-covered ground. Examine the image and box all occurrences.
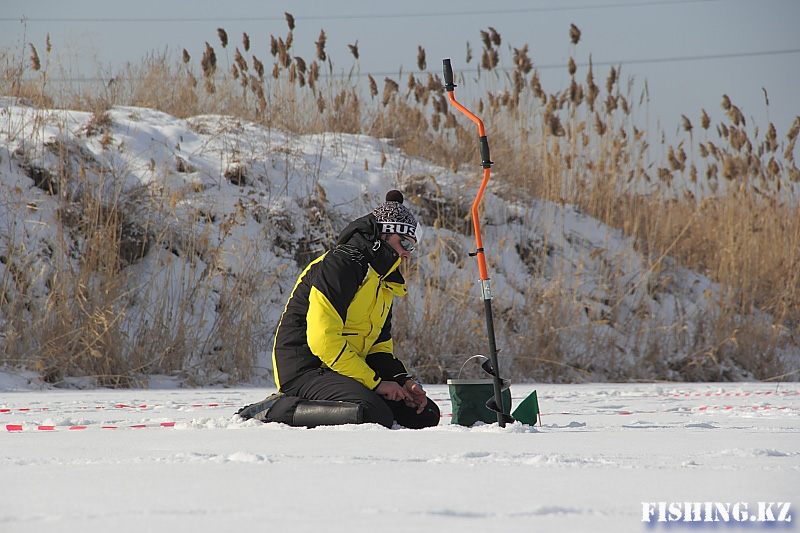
[2,380,798,532]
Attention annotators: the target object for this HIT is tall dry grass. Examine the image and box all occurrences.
[0,101,276,387]
[1,16,798,384]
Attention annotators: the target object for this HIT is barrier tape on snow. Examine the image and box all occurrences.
[432,390,799,404]
[6,422,177,432]
[3,390,797,431]
[541,405,800,417]
[432,404,800,418]
[631,391,799,399]
[0,402,237,414]
[2,401,235,432]
[2,392,796,414]
[6,404,798,431]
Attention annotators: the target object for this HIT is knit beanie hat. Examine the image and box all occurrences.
[372,190,418,240]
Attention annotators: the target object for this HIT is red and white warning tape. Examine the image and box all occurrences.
[3,390,797,431]
[634,391,799,399]
[6,422,177,432]
[543,405,800,417]
[2,402,236,432]
[0,402,237,414]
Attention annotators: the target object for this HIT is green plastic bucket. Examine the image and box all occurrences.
[447,379,512,426]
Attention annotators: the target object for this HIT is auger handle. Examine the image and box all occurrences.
[442,58,457,91]
[479,137,492,169]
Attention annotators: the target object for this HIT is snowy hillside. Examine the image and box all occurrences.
[0,98,797,386]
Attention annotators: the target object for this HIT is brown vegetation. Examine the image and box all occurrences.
[0,17,797,386]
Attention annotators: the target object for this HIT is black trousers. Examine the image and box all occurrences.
[277,368,440,429]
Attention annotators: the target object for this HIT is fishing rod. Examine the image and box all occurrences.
[443,58,513,427]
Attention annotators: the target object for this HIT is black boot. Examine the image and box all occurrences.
[292,400,363,428]
[235,392,286,422]
[265,396,364,428]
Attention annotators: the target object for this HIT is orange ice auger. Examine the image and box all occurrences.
[443,59,513,427]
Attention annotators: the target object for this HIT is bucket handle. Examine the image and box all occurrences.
[457,355,511,391]
[457,354,489,379]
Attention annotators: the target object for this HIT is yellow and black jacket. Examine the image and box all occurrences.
[272,214,411,391]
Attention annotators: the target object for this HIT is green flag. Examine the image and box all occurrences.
[512,390,540,426]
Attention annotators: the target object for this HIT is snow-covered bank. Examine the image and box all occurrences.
[2,382,798,532]
[1,99,796,385]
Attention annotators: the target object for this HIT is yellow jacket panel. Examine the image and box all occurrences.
[271,214,410,390]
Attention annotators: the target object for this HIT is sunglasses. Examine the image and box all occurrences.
[399,236,416,252]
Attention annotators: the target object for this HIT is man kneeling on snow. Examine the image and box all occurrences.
[237,190,440,429]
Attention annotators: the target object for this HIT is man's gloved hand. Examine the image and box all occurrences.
[403,381,428,414]
[375,381,412,403]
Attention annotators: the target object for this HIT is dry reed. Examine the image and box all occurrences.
[1,20,797,385]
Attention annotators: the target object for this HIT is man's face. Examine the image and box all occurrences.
[383,234,416,261]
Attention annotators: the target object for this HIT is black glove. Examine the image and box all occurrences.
[366,352,412,385]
